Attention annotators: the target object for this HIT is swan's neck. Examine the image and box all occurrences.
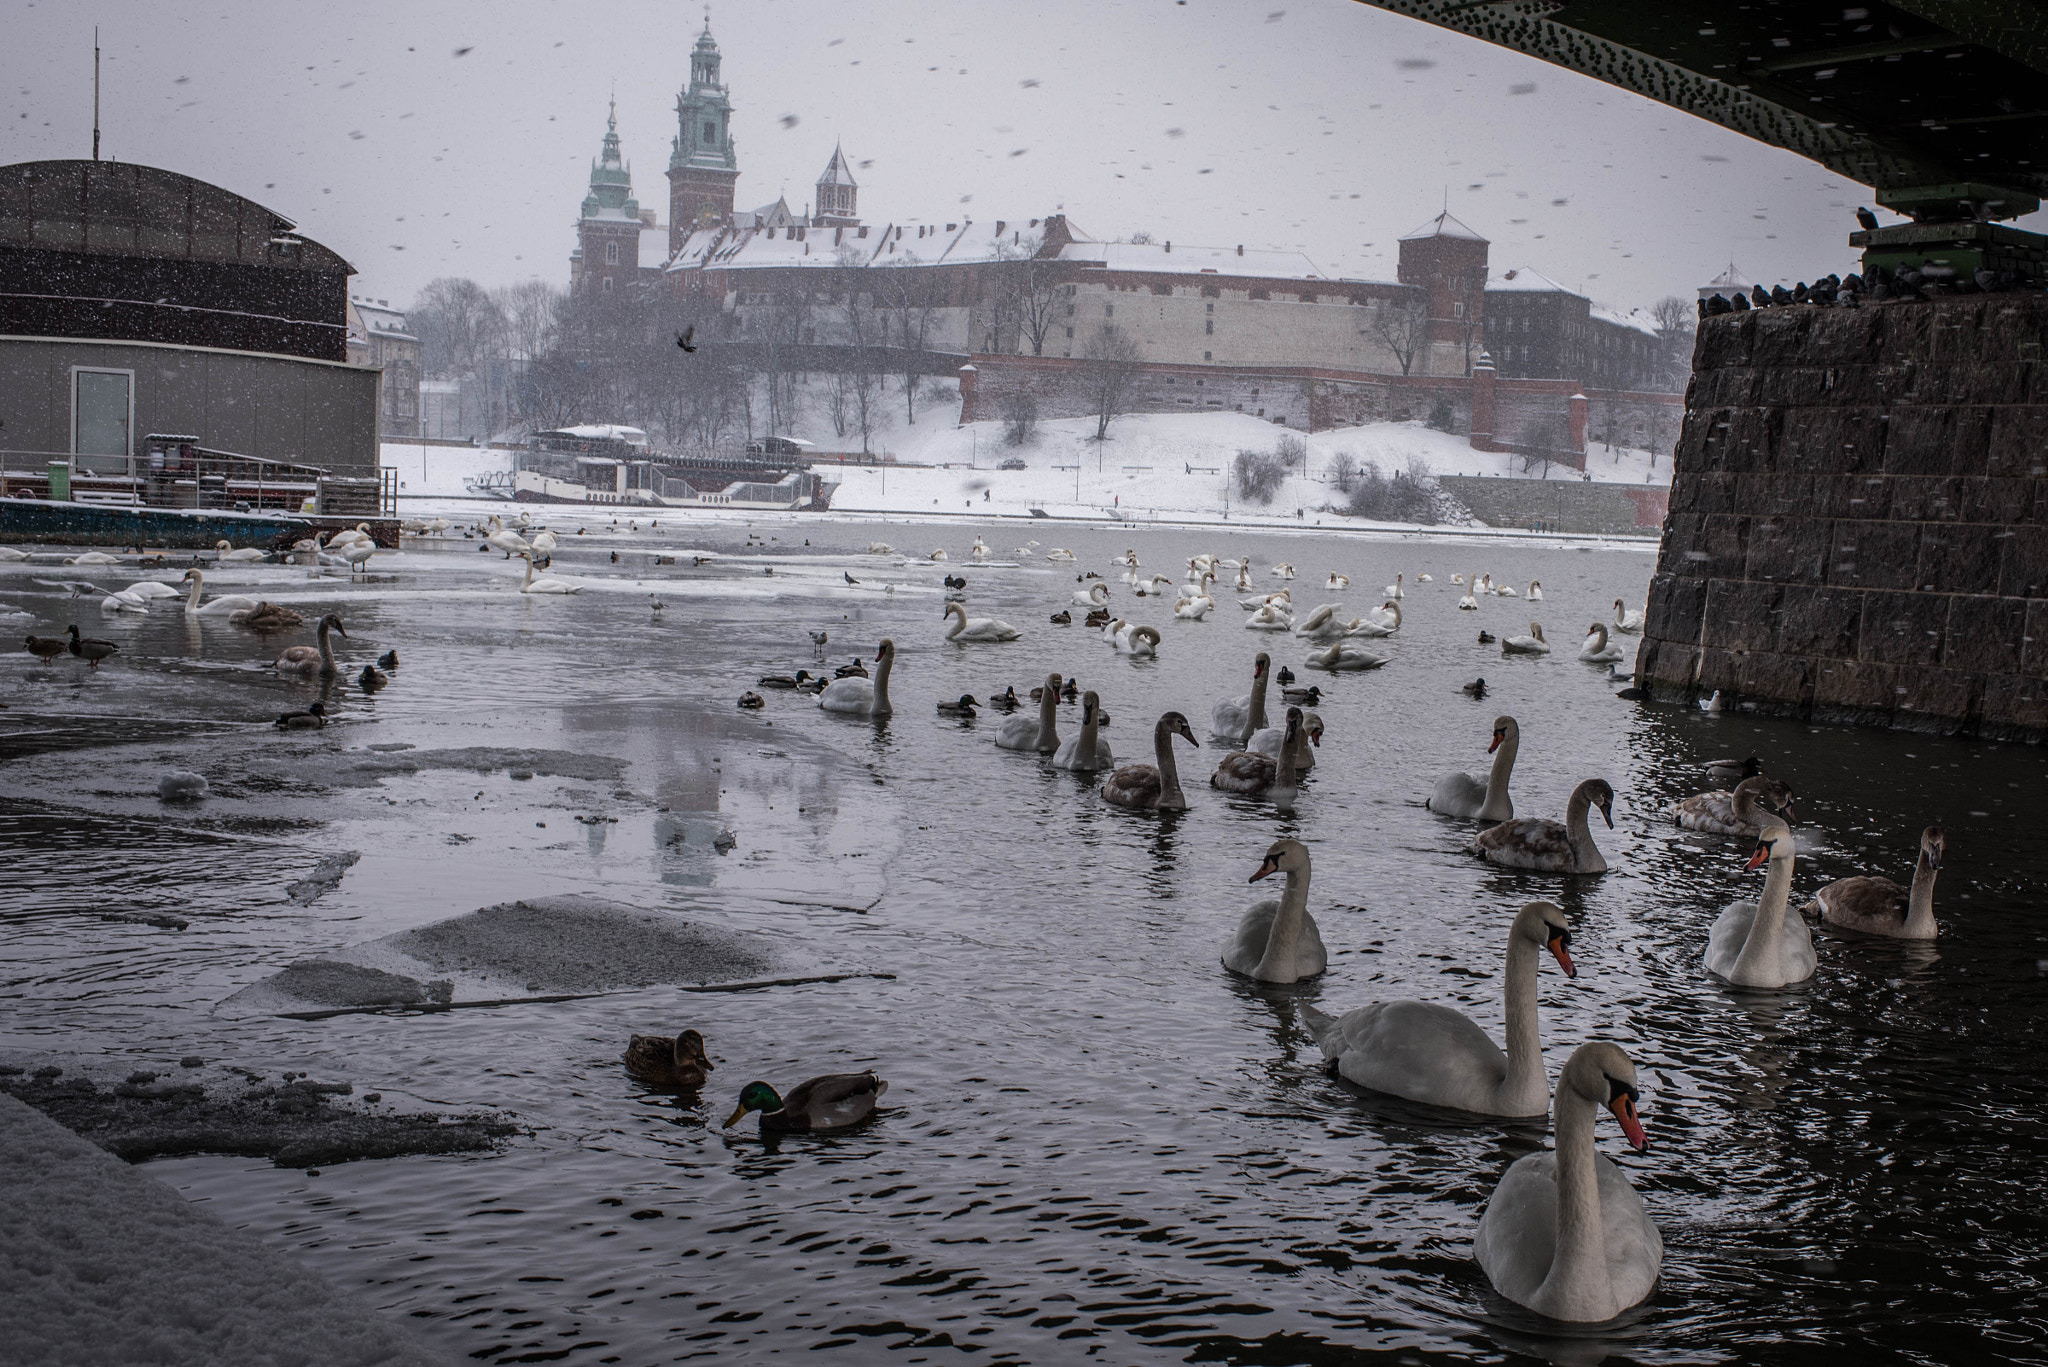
[1734,848,1796,979]
[1904,853,1939,936]
[1079,707,1101,754]
[871,651,894,714]
[1154,724,1186,808]
[1565,789,1605,871]
[1036,687,1059,752]
[1543,1088,1614,1320]
[185,576,202,612]
[1253,865,1309,980]
[522,558,536,589]
[946,605,963,637]
[317,622,335,667]
[1273,727,1299,805]
[1480,731,1517,820]
[1500,935,1545,1111]
[1248,670,1269,734]
[1590,624,1608,651]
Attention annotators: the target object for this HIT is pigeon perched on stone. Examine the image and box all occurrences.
[1707,293,1732,315]
[1856,206,1879,230]
[1771,284,1794,306]
[1697,297,1709,319]
[1842,272,1864,293]
[1731,291,1751,311]
[1751,284,1771,309]
[1792,282,1810,304]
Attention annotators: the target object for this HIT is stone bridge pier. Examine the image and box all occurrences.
[1639,293,2048,740]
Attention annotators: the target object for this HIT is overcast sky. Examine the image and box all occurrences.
[12,0,2029,316]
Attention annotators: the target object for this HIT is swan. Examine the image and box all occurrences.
[1429,715,1518,820]
[1211,707,1304,808]
[1101,711,1199,810]
[275,614,346,677]
[1416,573,1432,583]
[1114,623,1160,658]
[1244,603,1293,631]
[1705,756,1763,785]
[1305,641,1388,671]
[1052,691,1115,771]
[1613,598,1645,633]
[339,538,379,574]
[1671,774,1795,837]
[1073,582,1111,608]
[996,673,1061,751]
[213,540,268,562]
[1384,573,1404,599]
[1210,652,1270,743]
[1808,825,1943,940]
[1474,1041,1660,1322]
[818,638,896,716]
[1479,574,1496,595]
[1457,576,1479,610]
[1133,574,1177,597]
[1046,548,1076,562]
[98,587,150,613]
[1579,623,1625,663]
[1234,563,1252,591]
[1705,820,1816,987]
[1173,591,1214,621]
[0,546,28,561]
[1472,778,1614,874]
[519,553,580,594]
[1501,622,1550,654]
[971,536,990,561]
[867,541,894,555]
[1451,573,1465,585]
[181,569,261,617]
[1272,563,1296,579]
[943,602,1021,642]
[1347,601,1400,638]
[530,528,558,560]
[67,551,120,566]
[1498,582,1519,598]
[483,517,531,558]
[1528,580,1543,601]
[1248,708,1321,771]
[1328,573,1350,589]
[1221,838,1327,982]
[1294,604,1350,641]
[1303,901,1574,1117]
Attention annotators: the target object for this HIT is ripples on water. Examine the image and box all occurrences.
[2,514,2044,1365]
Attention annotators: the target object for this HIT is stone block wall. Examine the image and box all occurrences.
[1639,292,2048,739]
[1436,475,1668,536]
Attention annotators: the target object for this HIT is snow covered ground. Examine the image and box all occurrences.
[383,441,524,500]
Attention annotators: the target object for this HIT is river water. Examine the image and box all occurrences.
[1,510,2042,1366]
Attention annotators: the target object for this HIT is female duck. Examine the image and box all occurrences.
[818,639,895,717]
[1474,1042,1660,1323]
[1472,778,1614,873]
[1053,691,1114,772]
[997,673,1061,752]
[1101,712,1199,811]
[724,1071,888,1134]
[1705,821,1816,987]
[1808,825,1944,940]
[622,1028,715,1088]
[275,614,346,678]
[1428,716,1518,820]
[1221,838,1328,983]
[1303,901,1574,1117]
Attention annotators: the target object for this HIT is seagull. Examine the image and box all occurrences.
[676,325,697,352]
[809,630,828,658]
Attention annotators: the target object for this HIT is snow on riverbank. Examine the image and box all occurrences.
[383,441,521,499]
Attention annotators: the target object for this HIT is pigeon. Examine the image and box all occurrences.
[1731,292,1751,311]
[1771,284,1794,306]
[1707,294,1732,316]
[676,325,697,352]
[844,571,859,585]
[1751,285,1771,309]
[1792,282,1810,304]
[1856,206,1879,231]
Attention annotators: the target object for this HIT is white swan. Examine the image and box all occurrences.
[1474,1041,1660,1323]
[928,548,949,561]
[67,551,121,566]
[530,528,558,559]
[867,541,895,555]
[1498,582,1519,598]
[181,569,261,617]
[1808,825,1943,940]
[1347,601,1400,638]
[1613,598,1645,633]
[1173,591,1214,621]
[1416,572,1432,583]
[1073,581,1112,608]
[818,639,896,716]
[1328,572,1350,589]
[483,517,531,558]
[1248,709,1320,771]
[1457,575,1479,610]
[1429,715,1517,820]
[1303,901,1574,1117]
[519,553,580,594]
[1136,574,1177,597]
[1479,574,1496,595]
[1114,623,1160,658]
[1471,778,1614,874]
[1210,652,1270,743]
[1450,573,1465,585]
[0,546,28,561]
[340,538,376,574]
[1244,603,1293,631]
[213,539,268,562]
[1045,548,1076,562]
[943,602,1020,642]
[971,536,990,562]
[1221,838,1327,982]
[1705,820,1816,987]
[1101,711,1199,810]
[1305,641,1388,671]
[1294,604,1350,641]
[1578,623,1625,663]
[1052,691,1114,771]
[1528,580,1543,601]
[1501,622,1550,654]
[1270,563,1295,580]
[996,673,1061,752]
[1211,708,1304,809]
[1384,573,1404,599]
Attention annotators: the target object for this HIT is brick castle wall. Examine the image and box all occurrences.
[1639,292,2048,739]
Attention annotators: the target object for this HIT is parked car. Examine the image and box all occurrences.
[998,457,1027,471]
[746,436,814,457]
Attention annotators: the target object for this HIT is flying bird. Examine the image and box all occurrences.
[676,326,696,352]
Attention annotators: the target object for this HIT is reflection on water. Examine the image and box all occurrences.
[2,514,2044,1364]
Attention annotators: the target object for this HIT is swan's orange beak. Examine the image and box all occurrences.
[1745,843,1771,872]
[1609,1092,1649,1152]
[1250,855,1279,883]
[1548,933,1576,979]
[1488,730,1504,754]
[1309,731,1321,748]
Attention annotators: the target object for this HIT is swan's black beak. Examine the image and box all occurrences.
[1599,801,1614,829]
[1249,855,1279,883]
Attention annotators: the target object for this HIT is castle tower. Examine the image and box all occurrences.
[572,100,643,297]
[1396,210,1490,376]
[812,143,858,228]
[668,20,740,251]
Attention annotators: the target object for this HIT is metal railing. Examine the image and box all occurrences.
[0,445,382,516]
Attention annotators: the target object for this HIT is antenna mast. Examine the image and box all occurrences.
[92,28,101,161]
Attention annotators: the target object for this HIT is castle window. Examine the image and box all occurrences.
[602,276,614,292]
[704,121,715,141]
[1105,304,1114,317]
[1205,319,1213,334]
[605,241,619,265]
[1205,302,1213,313]
[1203,351,1212,361]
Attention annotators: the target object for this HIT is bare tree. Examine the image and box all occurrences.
[1327,451,1360,493]
[1014,256,1066,357]
[1518,412,1571,478]
[493,280,563,365]
[1367,294,1428,377]
[1080,323,1142,442]
[756,283,814,436]
[1650,295,1697,390]
[832,259,887,455]
[876,258,940,423]
[1000,391,1038,446]
[410,277,507,380]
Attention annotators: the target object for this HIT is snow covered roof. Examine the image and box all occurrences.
[817,144,857,189]
[668,215,1062,273]
[347,296,415,342]
[1400,211,1487,243]
[1056,240,1327,280]
[1487,267,1574,294]
[1591,303,1659,339]
[546,424,649,444]
[1698,262,1753,300]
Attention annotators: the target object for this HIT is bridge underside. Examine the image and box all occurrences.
[1354,1,2048,222]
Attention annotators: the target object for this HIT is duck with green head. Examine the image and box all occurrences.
[724,1071,888,1133]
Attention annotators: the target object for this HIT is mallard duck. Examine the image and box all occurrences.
[758,671,811,690]
[1049,609,1071,625]
[1280,683,1321,705]
[25,634,67,665]
[1477,630,1496,644]
[988,685,1019,711]
[738,690,766,709]
[1463,677,1489,699]
[359,664,389,693]
[233,601,304,633]
[724,1071,888,1133]
[937,694,979,716]
[1083,607,1112,628]
[65,625,119,669]
[835,658,869,679]
[795,674,827,695]
[622,1028,715,1088]
[274,701,326,730]
[376,649,399,670]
